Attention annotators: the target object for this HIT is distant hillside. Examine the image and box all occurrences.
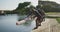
[38,1,60,12]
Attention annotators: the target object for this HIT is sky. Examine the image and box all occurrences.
[0,0,60,10]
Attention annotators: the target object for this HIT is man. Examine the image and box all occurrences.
[16,6,45,29]
[28,6,45,29]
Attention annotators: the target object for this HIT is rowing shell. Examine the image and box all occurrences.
[16,17,37,25]
[16,17,32,25]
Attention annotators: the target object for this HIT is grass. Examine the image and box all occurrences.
[56,18,60,23]
[46,12,60,23]
[45,12,60,18]
[46,12,60,15]
[46,16,60,18]
[46,12,60,14]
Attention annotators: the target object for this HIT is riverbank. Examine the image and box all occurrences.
[31,18,60,32]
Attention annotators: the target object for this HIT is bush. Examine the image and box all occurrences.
[56,18,60,23]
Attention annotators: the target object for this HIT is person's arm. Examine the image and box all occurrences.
[27,11,32,17]
[38,9,45,21]
[33,9,42,17]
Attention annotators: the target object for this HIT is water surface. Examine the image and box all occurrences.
[0,14,35,32]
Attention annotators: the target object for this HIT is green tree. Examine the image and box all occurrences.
[14,2,31,15]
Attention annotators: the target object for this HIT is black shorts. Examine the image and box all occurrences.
[36,16,43,23]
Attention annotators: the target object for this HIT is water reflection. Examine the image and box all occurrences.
[0,14,35,32]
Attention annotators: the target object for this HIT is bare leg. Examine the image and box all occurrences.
[34,19,39,29]
[34,17,42,29]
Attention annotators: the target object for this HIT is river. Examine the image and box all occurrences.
[0,14,36,32]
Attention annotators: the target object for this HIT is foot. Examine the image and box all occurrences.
[33,27,38,30]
